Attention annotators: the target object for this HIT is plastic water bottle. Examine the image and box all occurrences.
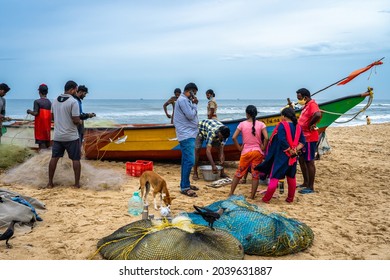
[128,191,143,216]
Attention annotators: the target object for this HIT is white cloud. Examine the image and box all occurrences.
[1,0,389,99]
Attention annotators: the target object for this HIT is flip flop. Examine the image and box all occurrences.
[257,189,267,195]
[298,188,314,194]
[180,189,198,197]
[297,184,307,189]
[257,189,278,198]
[190,185,199,191]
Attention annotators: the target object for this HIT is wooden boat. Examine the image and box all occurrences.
[1,90,373,161]
[80,90,373,161]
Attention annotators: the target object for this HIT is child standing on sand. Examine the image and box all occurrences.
[229,105,268,199]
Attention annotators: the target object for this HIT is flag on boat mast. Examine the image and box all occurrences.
[337,58,384,85]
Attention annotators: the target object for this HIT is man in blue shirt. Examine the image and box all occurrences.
[173,82,199,197]
[74,85,96,144]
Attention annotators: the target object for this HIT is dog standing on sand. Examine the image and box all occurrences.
[139,171,175,210]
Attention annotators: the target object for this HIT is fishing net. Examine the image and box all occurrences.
[2,151,126,190]
[95,216,244,260]
[0,144,34,169]
[187,195,314,256]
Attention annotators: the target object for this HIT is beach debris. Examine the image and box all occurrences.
[109,135,127,144]
[160,205,171,217]
[206,177,232,188]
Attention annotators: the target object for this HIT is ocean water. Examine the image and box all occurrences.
[4,97,390,127]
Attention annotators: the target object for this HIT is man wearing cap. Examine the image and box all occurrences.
[74,85,96,144]
[192,119,230,180]
[0,83,11,144]
[163,88,181,124]
[296,88,322,194]
[47,80,81,188]
[173,82,199,197]
[27,84,52,150]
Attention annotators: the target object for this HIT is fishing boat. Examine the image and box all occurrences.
[80,89,373,161]
[1,58,383,161]
[0,89,374,161]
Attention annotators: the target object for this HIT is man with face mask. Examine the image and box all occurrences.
[296,88,321,194]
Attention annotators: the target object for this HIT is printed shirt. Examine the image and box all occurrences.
[298,99,320,142]
[198,119,225,146]
[237,120,266,155]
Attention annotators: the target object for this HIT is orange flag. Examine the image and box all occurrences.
[337,60,383,85]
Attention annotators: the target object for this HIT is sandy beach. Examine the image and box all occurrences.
[1,123,389,260]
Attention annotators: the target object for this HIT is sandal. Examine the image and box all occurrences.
[190,185,199,191]
[180,189,198,197]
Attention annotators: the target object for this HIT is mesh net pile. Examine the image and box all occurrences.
[95,217,244,260]
[187,195,314,256]
[0,144,34,169]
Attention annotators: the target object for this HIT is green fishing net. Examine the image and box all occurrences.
[95,217,244,260]
[0,144,34,169]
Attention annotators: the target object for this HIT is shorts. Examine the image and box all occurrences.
[36,139,51,147]
[52,139,81,160]
[195,133,221,149]
[234,150,264,179]
[301,141,317,162]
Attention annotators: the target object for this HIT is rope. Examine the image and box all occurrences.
[320,87,374,124]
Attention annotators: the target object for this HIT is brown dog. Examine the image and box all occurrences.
[139,170,175,210]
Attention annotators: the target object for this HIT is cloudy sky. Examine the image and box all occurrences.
[1,0,389,100]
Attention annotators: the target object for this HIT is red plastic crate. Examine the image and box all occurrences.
[135,160,153,171]
[126,160,153,177]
